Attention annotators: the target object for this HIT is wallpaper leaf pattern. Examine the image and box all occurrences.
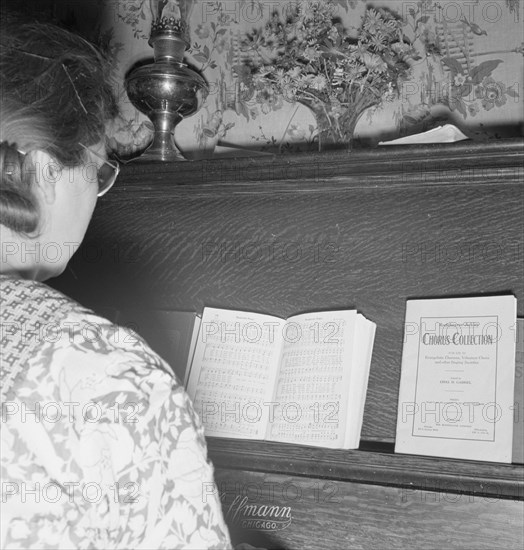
[90,0,522,155]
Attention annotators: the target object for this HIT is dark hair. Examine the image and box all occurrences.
[0,12,118,234]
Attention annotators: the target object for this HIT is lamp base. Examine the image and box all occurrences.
[138,144,186,162]
[136,113,187,162]
[126,61,207,162]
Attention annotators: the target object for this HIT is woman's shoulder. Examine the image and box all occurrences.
[1,274,181,402]
[0,274,92,322]
[0,274,157,361]
[54,304,176,387]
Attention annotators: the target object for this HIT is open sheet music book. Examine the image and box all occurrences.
[186,307,376,449]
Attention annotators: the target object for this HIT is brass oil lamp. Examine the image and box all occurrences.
[125,0,208,161]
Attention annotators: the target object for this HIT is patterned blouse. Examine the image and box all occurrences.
[0,274,232,549]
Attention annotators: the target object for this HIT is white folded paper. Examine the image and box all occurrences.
[379,124,469,145]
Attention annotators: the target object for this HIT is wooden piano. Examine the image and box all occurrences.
[53,139,524,549]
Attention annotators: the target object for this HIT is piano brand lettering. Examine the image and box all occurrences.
[226,495,292,531]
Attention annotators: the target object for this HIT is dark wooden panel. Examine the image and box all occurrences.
[104,137,524,193]
[206,439,524,500]
[213,469,524,550]
[53,140,524,442]
[50,140,524,547]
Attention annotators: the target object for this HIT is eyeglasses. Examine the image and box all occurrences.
[9,144,119,197]
[79,143,120,197]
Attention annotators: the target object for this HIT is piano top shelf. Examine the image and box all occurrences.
[207,437,523,501]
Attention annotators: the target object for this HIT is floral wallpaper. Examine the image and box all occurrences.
[14,0,524,157]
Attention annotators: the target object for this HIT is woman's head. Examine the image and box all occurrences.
[0,14,118,279]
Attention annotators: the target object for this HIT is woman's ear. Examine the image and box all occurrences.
[28,150,61,205]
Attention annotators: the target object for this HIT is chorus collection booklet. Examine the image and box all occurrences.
[513,318,523,464]
[186,307,376,449]
[395,295,517,463]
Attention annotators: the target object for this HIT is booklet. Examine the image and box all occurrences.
[513,318,523,464]
[395,295,517,463]
[186,307,376,449]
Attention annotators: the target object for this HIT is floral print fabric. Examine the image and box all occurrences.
[0,275,231,549]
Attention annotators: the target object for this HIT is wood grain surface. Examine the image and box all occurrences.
[213,469,524,550]
[53,139,524,442]
[206,438,523,500]
[51,139,524,549]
